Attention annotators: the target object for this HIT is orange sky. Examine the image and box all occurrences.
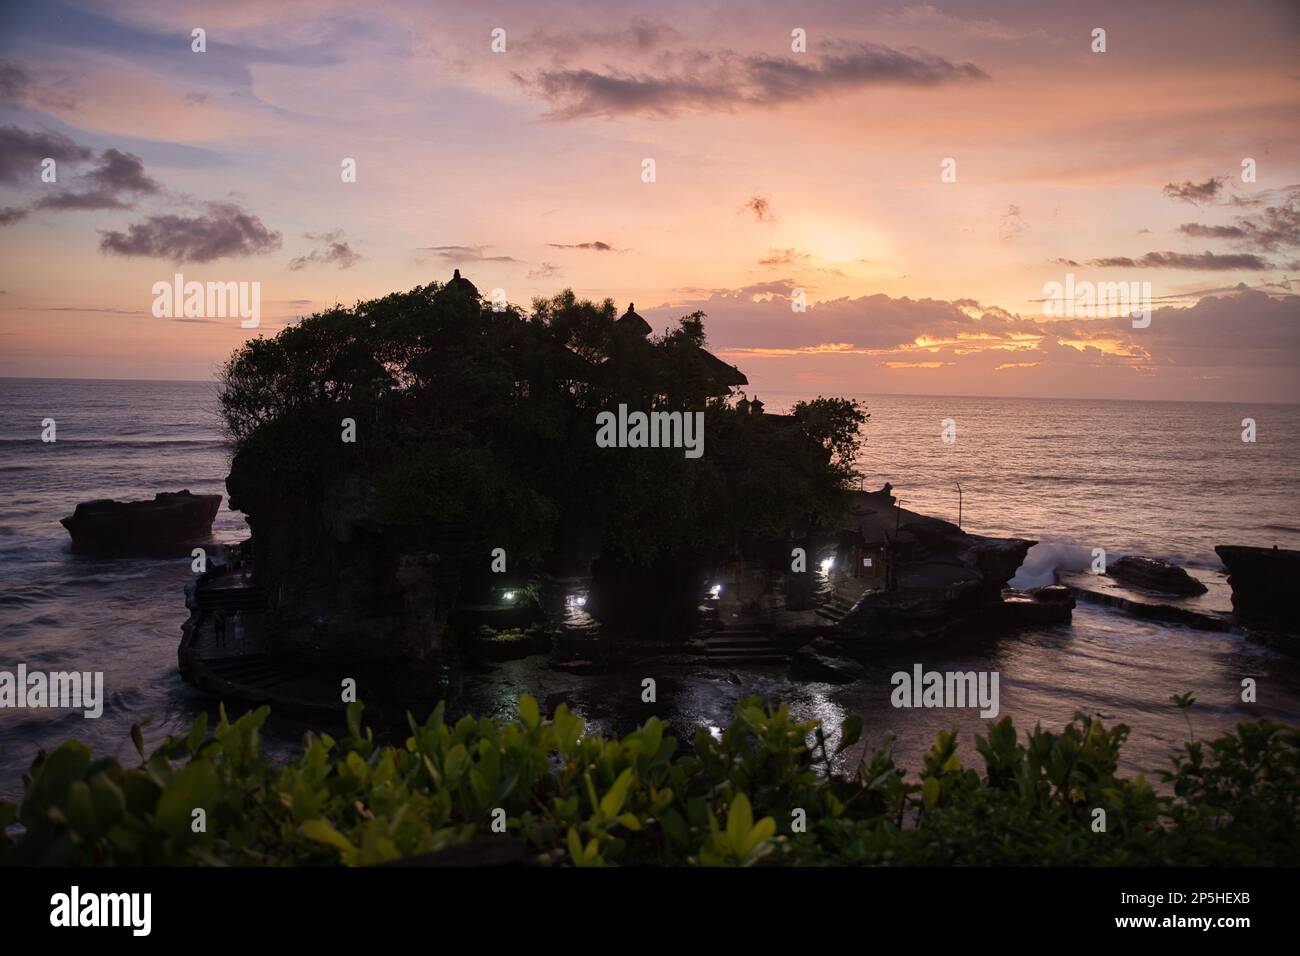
[1,0,1298,401]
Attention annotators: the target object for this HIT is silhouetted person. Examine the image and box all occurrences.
[213,607,227,649]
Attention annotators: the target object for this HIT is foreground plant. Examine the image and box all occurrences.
[1,698,1296,866]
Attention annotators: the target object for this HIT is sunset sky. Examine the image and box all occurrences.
[1,0,1298,401]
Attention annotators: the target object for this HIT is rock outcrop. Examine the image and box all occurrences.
[1215,545,1299,633]
[996,585,1076,628]
[226,462,466,666]
[828,494,1036,649]
[1107,555,1207,596]
[61,490,220,554]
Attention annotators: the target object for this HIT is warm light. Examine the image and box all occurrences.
[566,593,587,608]
[708,584,721,599]
[820,558,834,573]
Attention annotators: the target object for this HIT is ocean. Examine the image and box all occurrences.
[2,377,1299,798]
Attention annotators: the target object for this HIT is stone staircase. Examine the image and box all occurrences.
[815,577,872,624]
[699,625,789,666]
[196,582,268,613]
[201,653,301,691]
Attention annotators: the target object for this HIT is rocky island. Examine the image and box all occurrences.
[179,273,1067,712]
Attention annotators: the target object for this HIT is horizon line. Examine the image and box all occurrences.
[1,376,1297,408]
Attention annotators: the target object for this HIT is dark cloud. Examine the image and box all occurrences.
[37,148,160,211]
[288,230,361,270]
[0,206,28,226]
[0,61,27,102]
[1118,289,1300,368]
[99,201,282,262]
[744,195,775,222]
[419,244,519,263]
[1178,223,1246,240]
[1049,257,1081,267]
[85,149,159,194]
[758,247,809,267]
[527,262,562,280]
[646,286,1298,390]
[547,240,615,251]
[1178,190,1299,252]
[518,42,988,119]
[649,288,1037,353]
[0,59,77,111]
[1088,251,1274,270]
[1161,177,1224,204]
[0,125,93,184]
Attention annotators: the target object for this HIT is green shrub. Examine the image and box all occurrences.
[1,698,1295,866]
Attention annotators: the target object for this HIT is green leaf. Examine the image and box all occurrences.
[726,793,754,852]
[600,768,635,818]
[739,816,776,859]
[444,744,469,783]
[302,819,355,857]
[518,694,540,730]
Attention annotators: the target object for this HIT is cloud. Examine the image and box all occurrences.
[1162,177,1224,204]
[1177,223,1245,241]
[758,247,810,267]
[522,18,683,63]
[527,262,562,280]
[744,195,775,222]
[999,203,1025,241]
[0,59,77,111]
[1087,251,1274,270]
[419,244,519,263]
[643,286,1299,394]
[99,201,282,262]
[36,148,160,211]
[1128,289,1300,368]
[0,125,93,185]
[0,61,26,102]
[288,230,361,270]
[673,279,804,299]
[547,240,615,251]
[1177,189,1299,252]
[879,3,1049,41]
[0,206,28,226]
[517,42,988,119]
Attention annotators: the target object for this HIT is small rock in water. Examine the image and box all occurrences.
[60,489,221,555]
[1108,556,1207,596]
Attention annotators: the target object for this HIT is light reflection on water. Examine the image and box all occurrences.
[451,604,1300,781]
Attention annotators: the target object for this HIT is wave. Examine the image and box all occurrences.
[1011,539,1098,588]
[1010,539,1223,587]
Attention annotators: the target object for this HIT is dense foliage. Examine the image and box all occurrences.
[218,280,867,563]
[2,698,1295,866]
